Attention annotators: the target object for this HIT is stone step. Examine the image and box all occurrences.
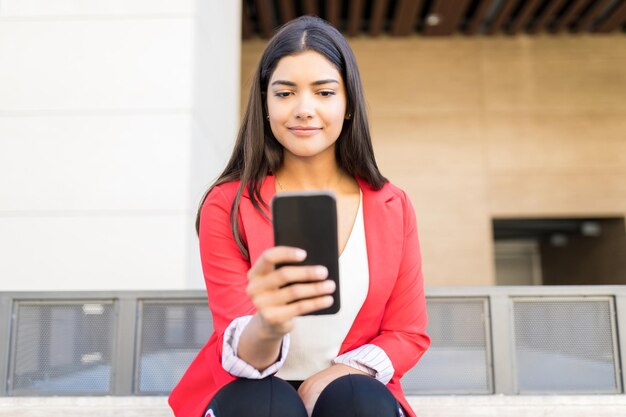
[1,395,626,417]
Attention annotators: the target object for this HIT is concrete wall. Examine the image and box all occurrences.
[241,35,626,287]
[0,1,240,290]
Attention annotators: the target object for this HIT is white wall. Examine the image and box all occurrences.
[0,1,241,290]
[187,0,241,288]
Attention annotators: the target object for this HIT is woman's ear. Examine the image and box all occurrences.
[345,102,353,120]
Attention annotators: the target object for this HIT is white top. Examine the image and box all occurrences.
[220,190,395,384]
[275,190,369,380]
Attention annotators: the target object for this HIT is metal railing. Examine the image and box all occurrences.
[1,286,625,396]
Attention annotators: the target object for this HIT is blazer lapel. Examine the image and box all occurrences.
[340,179,403,350]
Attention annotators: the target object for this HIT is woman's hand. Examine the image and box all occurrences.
[298,364,371,416]
[237,246,335,372]
[246,246,336,339]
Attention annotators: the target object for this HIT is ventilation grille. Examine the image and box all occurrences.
[136,300,213,394]
[513,297,619,393]
[402,298,492,394]
[9,301,116,395]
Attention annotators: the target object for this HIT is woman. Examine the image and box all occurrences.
[169,16,430,417]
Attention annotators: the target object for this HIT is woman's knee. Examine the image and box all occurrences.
[312,374,402,417]
[205,377,307,417]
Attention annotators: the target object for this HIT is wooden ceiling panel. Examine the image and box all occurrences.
[278,0,296,24]
[242,0,253,39]
[508,0,543,34]
[466,0,494,35]
[326,0,342,28]
[347,0,366,36]
[254,0,274,38]
[369,0,390,36]
[487,0,518,34]
[424,0,472,36]
[529,0,568,34]
[552,0,592,32]
[302,0,319,16]
[391,0,424,36]
[572,0,613,32]
[240,0,626,39]
[596,1,626,32]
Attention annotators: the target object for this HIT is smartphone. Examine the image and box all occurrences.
[272,191,340,315]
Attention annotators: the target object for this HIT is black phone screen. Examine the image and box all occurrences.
[272,191,340,315]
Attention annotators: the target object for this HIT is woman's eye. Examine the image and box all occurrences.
[318,91,336,97]
[274,91,292,98]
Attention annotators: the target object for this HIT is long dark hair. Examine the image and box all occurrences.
[197,16,386,260]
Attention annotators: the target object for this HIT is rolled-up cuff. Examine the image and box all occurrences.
[333,344,395,384]
[221,315,290,378]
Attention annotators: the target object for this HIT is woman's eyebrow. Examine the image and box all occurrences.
[311,79,339,86]
[270,79,339,87]
[271,80,296,87]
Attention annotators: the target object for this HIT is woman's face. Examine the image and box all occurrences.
[266,50,347,162]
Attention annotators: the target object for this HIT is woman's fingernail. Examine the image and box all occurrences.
[316,266,328,277]
[323,280,335,291]
[295,249,307,260]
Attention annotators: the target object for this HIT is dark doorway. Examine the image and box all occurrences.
[493,217,626,285]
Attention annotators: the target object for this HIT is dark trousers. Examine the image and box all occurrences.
[205,374,404,417]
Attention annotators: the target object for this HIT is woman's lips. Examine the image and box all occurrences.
[288,127,322,136]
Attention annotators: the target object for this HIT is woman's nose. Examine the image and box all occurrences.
[294,96,314,119]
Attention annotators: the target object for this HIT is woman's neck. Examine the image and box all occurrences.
[276,154,347,192]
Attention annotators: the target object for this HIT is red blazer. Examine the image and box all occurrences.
[169,175,430,417]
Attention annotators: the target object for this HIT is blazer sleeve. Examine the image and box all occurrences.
[199,186,256,358]
[369,192,430,379]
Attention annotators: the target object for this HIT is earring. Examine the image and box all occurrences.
[346,113,352,120]
[266,115,270,120]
